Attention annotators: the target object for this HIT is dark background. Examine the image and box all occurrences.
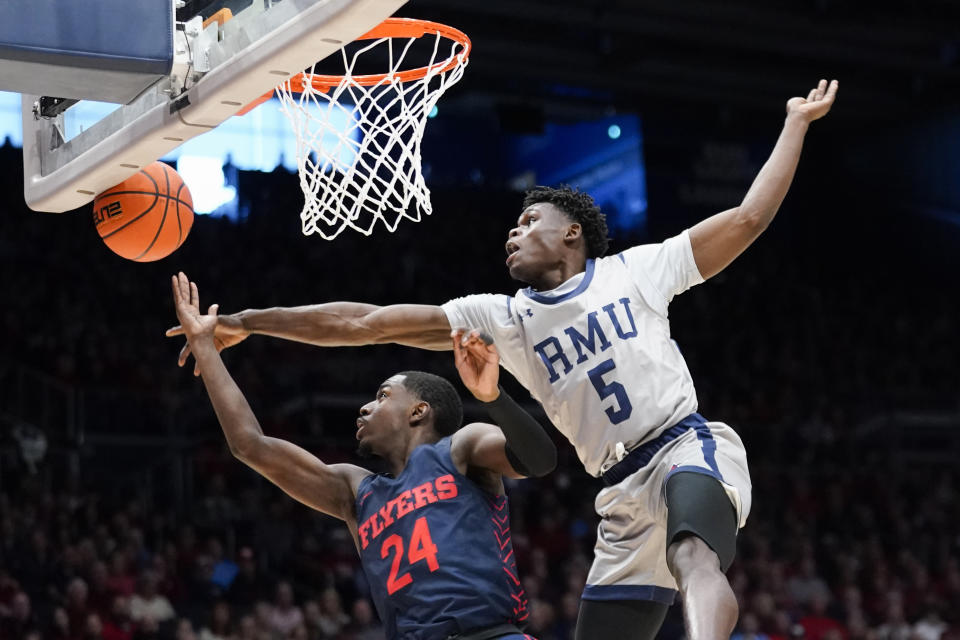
[1,1,959,639]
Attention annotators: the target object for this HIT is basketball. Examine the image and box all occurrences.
[92,162,194,262]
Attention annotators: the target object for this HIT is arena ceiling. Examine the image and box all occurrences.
[407,0,960,124]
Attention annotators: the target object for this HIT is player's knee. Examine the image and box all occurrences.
[666,533,722,582]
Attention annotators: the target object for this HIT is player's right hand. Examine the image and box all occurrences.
[166,275,250,376]
[452,329,501,402]
[171,272,219,342]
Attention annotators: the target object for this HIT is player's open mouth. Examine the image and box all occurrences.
[356,418,366,440]
[505,242,519,265]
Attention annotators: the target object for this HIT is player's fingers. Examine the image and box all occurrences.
[464,333,486,350]
[165,325,184,337]
[178,343,191,367]
[806,87,817,102]
[461,336,482,354]
[208,304,219,317]
[824,79,839,102]
[473,331,497,357]
[465,337,497,363]
[465,329,494,348]
[190,281,199,308]
[451,333,467,363]
[177,272,190,301]
[171,275,180,304]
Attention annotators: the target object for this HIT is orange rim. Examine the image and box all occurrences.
[288,18,470,93]
[237,18,470,116]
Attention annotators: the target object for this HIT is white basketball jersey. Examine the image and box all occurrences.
[442,230,705,477]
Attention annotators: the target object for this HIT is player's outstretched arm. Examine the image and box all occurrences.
[166,291,453,375]
[171,273,369,524]
[688,79,839,280]
[451,329,557,478]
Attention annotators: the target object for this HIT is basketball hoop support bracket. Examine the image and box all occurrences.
[22,0,408,213]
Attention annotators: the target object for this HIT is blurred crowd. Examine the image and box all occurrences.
[3,443,960,640]
[0,468,387,640]
[2,143,959,639]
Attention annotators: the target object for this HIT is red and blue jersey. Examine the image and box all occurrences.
[354,438,529,639]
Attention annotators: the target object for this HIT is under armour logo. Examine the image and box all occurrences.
[519,308,534,323]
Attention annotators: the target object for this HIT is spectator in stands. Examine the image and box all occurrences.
[66,577,92,635]
[208,539,239,591]
[47,606,72,640]
[227,546,269,609]
[788,557,831,608]
[0,590,38,638]
[732,612,771,640]
[107,551,137,598]
[129,570,176,625]
[799,592,846,640]
[313,587,350,638]
[875,601,912,640]
[267,580,303,636]
[914,604,948,640]
[343,598,384,640]
[102,595,134,640]
[199,600,235,640]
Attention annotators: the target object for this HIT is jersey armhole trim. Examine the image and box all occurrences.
[444,434,506,500]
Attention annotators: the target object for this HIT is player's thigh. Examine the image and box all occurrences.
[575,598,669,640]
[665,470,738,571]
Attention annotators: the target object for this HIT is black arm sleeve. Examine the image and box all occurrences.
[481,385,557,477]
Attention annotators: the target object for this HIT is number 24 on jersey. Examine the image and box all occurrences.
[381,516,439,594]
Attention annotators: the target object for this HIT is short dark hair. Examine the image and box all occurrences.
[522,185,610,258]
[396,371,464,437]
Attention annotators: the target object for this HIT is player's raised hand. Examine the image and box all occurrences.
[786,79,838,122]
[171,272,220,347]
[166,284,249,376]
[452,329,501,402]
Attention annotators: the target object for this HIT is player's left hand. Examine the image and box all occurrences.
[171,272,220,347]
[786,79,838,122]
[452,329,500,403]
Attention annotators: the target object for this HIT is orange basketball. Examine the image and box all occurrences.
[92,162,194,262]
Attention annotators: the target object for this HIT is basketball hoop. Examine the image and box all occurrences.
[265,18,471,239]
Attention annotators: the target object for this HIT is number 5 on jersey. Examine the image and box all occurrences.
[587,358,633,424]
[381,516,440,594]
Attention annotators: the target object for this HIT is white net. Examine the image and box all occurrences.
[275,22,469,239]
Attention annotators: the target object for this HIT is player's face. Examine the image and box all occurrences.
[505,203,573,284]
[356,375,416,457]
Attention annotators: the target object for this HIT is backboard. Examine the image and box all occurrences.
[11,0,408,213]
